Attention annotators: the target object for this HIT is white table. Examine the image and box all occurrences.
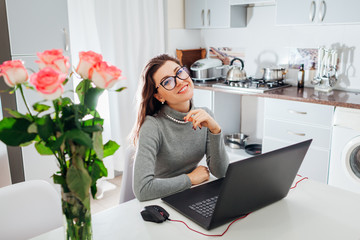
[31,177,360,240]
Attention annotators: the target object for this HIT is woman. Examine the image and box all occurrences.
[131,54,229,201]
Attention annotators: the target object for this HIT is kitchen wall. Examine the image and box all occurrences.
[166,2,360,140]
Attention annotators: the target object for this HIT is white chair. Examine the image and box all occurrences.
[119,147,136,203]
[0,180,63,240]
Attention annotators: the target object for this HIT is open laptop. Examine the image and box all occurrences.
[162,139,312,230]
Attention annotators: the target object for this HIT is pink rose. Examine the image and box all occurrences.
[36,49,70,74]
[76,51,103,79]
[0,60,29,87]
[30,67,66,100]
[89,61,123,89]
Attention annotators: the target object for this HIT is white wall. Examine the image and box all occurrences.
[167,4,360,140]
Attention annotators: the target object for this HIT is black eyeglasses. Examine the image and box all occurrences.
[156,66,190,91]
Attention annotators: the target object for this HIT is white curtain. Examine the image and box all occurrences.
[67,0,166,174]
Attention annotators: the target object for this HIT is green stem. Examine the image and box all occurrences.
[18,85,34,120]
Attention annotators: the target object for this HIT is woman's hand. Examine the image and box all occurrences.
[187,166,210,185]
[184,109,221,134]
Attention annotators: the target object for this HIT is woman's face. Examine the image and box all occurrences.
[153,60,194,108]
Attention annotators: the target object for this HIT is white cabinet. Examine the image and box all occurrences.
[4,0,72,184]
[185,0,246,29]
[262,98,334,183]
[276,0,360,25]
[193,89,241,135]
[5,0,70,56]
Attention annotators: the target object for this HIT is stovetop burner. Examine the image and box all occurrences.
[212,78,291,93]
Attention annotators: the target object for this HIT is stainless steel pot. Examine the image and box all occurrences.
[262,67,286,82]
[225,133,248,149]
[226,58,246,82]
[190,58,223,80]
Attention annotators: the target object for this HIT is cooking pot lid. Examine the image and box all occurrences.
[190,58,222,71]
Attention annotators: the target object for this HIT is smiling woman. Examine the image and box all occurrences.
[131,54,229,201]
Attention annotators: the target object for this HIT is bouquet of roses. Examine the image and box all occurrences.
[0,49,124,210]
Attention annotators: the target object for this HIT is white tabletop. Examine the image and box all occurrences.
[31,177,360,240]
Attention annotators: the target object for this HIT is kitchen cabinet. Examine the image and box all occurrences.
[230,0,275,5]
[262,98,334,183]
[185,0,246,29]
[193,89,241,135]
[276,0,360,25]
[5,0,70,56]
[3,0,72,184]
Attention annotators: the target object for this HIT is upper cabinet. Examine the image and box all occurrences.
[5,0,70,56]
[276,0,360,25]
[185,0,247,29]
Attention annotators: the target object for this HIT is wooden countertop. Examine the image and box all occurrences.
[194,85,360,109]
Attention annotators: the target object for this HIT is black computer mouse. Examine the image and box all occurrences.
[141,205,170,223]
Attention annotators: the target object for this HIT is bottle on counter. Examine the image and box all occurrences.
[298,64,305,88]
[308,61,316,84]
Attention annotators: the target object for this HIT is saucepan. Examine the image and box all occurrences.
[262,67,287,82]
[225,133,248,149]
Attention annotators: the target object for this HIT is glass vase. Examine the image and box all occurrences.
[61,189,92,240]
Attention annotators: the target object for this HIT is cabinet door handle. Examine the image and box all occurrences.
[201,9,205,26]
[309,1,316,22]
[287,130,306,137]
[288,109,307,115]
[207,9,211,26]
[319,0,327,22]
[63,28,70,52]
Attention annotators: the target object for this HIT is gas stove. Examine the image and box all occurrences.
[211,78,291,93]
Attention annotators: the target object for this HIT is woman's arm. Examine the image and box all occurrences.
[133,117,192,201]
[184,108,229,178]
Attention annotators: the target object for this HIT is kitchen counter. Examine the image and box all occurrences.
[194,84,360,109]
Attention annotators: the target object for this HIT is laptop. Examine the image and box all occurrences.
[161,139,312,230]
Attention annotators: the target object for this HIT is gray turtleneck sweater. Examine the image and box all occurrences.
[133,104,229,201]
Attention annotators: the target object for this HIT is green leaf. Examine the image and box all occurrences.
[27,122,37,133]
[62,78,69,86]
[36,115,54,141]
[84,88,104,111]
[5,108,25,118]
[82,117,104,127]
[76,79,91,104]
[103,140,120,158]
[65,129,92,148]
[115,86,127,92]
[66,156,91,209]
[47,134,65,152]
[82,125,102,133]
[32,103,51,113]
[90,159,108,198]
[53,174,67,190]
[0,118,37,146]
[93,131,103,159]
[35,141,53,155]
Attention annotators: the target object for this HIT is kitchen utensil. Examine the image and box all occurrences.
[225,133,248,149]
[226,58,246,81]
[190,58,223,80]
[262,67,286,82]
[245,144,262,155]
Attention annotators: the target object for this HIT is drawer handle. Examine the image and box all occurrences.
[288,109,307,115]
[287,130,306,137]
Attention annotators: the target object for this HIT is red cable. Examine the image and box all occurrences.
[169,213,250,237]
[291,177,308,189]
[168,176,308,237]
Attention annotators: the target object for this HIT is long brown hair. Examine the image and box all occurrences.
[131,54,180,145]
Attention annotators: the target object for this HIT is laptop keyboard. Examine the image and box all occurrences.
[188,196,218,218]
